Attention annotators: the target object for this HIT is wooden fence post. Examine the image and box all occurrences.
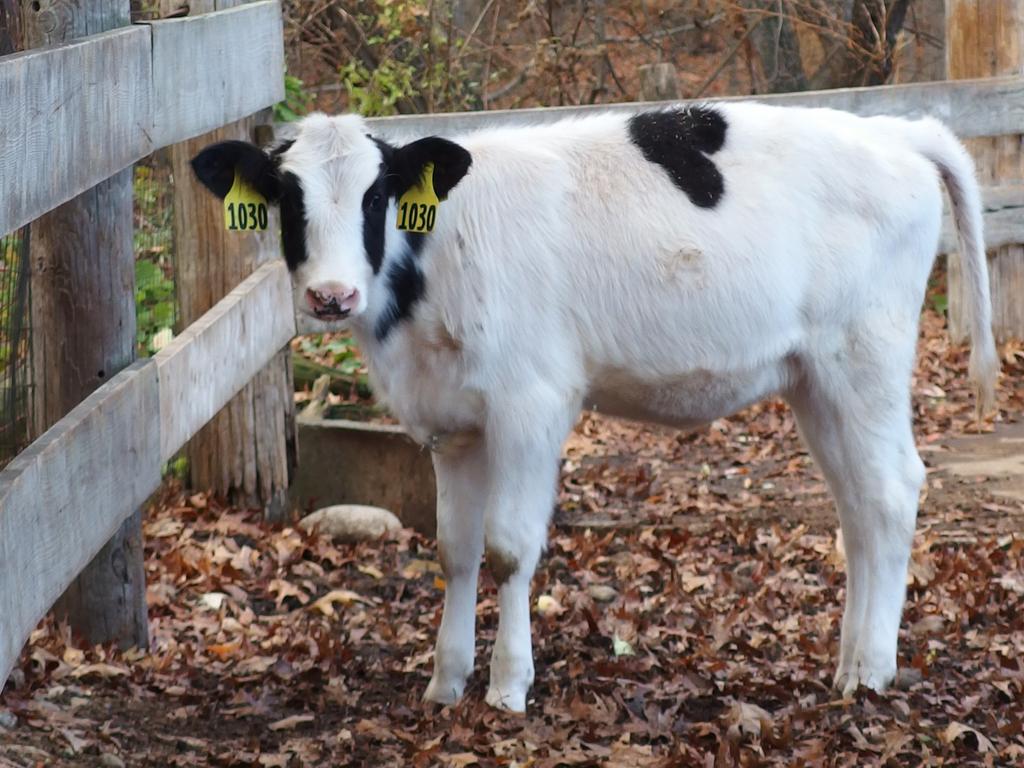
[22,0,148,649]
[162,0,296,521]
[639,63,681,101]
[947,0,1024,342]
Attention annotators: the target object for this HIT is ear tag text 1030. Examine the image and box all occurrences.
[397,162,439,233]
[224,170,269,232]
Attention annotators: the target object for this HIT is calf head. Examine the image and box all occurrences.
[191,114,471,334]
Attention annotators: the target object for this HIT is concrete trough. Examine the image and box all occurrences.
[289,414,437,536]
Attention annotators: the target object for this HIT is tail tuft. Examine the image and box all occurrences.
[909,118,999,417]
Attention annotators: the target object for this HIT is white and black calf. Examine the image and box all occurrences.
[193,103,998,712]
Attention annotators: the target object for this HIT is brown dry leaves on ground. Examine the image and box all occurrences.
[1,305,1023,767]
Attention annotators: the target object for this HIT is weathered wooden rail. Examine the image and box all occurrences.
[0,0,285,690]
[0,0,284,237]
[0,261,293,686]
[367,74,1024,140]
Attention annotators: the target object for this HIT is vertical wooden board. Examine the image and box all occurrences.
[28,167,136,436]
[0,361,160,687]
[168,112,293,509]
[154,260,296,463]
[947,0,1024,343]
[149,0,286,146]
[0,26,153,235]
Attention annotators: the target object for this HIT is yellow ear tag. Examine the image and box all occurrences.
[224,171,269,232]
[396,162,439,234]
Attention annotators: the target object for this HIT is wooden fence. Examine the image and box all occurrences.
[0,0,288,689]
[2,4,1023,688]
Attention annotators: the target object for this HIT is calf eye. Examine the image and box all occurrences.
[365,191,384,212]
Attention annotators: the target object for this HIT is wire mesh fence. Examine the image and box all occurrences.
[0,155,177,469]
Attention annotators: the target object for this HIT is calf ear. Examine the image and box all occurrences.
[392,137,472,199]
[190,140,281,201]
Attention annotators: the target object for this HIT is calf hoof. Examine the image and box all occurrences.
[834,659,896,697]
[424,673,467,705]
[485,682,529,713]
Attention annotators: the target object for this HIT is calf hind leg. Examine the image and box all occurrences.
[787,341,925,695]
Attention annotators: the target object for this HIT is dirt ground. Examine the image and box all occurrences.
[1,307,1022,767]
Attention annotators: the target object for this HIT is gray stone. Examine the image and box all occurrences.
[299,504,403,544]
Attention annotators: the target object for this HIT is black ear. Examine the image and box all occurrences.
[191,140,281,201]
[392,137,472,199]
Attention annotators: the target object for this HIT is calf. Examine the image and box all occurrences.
[193,103,998,712]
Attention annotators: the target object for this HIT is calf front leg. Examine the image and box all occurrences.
[482,396,575,712]
[423,445,487,705]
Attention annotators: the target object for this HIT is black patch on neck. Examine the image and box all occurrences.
[404,231,426,257]
[374,250,425,342]
[627,106,727,208]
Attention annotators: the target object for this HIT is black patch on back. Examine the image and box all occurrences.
[374,250,425,342]
[628,106,727,208]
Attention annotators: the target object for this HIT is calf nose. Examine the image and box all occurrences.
[305,282,359,318]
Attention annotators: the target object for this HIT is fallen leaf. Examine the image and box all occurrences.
[310,589,369,617]
[268,714,315,732]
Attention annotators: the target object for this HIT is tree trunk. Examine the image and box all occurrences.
[639,63,681,101]
[744,0,808,93]
[946,0,1024,342]
[22,0,148,650]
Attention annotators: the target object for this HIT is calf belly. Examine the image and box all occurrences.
[585,362,789,431]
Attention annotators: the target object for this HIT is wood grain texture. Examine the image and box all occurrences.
[365,75,1024,141]
[0,0,23,54]
[149,0,285,147]
[940,184,1024,253]
[1,257,296,688]
[0,360,160,688]
[168,109,295,517]
[27,167,136,437]
[947,0,1024,342]
[0,25,152,235]
[154,260,296,465]
[21,0,150,651]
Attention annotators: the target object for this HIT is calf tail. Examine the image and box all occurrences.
[909,118,999,415]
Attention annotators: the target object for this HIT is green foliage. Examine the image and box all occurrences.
[926,268,949,317]
[339,0,479,116]
[341,57,420,117]
[163,455,189,481]
[133,164,176,356]
[274,74,314,122]
[304,333,361,373]
[135,258,176,353]
[293,332,374,403]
